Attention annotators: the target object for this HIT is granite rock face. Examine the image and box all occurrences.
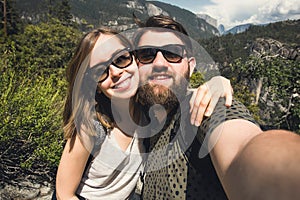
[250,38,300,61]
[0,180,53,200]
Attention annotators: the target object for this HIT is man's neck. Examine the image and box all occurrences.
[151,103,180,124]
[153,107,168,124]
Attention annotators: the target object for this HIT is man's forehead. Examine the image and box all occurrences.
[137,30,183,46]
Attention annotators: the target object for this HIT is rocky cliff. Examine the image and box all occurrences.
[250,38,300,61]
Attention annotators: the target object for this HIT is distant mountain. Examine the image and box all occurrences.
[218,24,225,35]
[14,0,219,40]
[223,23,253,35]
[196,13,217,28]
[199,19,300,65]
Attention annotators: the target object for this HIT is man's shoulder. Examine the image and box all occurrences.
[197,98,258,143]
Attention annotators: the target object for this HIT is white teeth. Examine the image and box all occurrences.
[115,78,130,89]
[153,75,171,80]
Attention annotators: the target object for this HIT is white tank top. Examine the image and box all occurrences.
[76,130,145,199]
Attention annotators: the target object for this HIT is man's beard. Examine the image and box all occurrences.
[137,71,189,112]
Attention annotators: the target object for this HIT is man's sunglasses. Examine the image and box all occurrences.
[87,48,133,83]
[135,44,186,64]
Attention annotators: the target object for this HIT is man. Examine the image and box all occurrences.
[133,15,300,200]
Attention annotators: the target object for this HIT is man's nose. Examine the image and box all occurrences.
[152,51,169,67]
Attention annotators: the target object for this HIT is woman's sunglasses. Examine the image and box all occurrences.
[135,44,186,64]
[87,48,134,83]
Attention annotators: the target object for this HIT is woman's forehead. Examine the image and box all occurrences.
[90,34,126,66]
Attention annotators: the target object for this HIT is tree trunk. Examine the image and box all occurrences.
[3,0,7,37]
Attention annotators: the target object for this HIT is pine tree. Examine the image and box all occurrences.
[56,0,73,25]
[0,0,22,36]
[47,0,72,25]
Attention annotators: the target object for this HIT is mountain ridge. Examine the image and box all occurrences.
[14,0,219,40]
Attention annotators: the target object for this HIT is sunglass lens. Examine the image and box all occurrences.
[163,46,183,63]
[137,48,157,64]
[98,67,109,82]
[113,51,132,68]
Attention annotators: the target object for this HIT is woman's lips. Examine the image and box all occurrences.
[112,75,133,91]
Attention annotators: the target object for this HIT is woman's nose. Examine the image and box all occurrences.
[109,65,124,79]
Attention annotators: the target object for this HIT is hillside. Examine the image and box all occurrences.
[14,0,219,40]
[200,19,300,65]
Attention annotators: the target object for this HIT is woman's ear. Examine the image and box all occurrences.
[188,57,196,77]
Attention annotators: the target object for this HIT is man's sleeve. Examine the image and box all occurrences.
[196,98,259,144]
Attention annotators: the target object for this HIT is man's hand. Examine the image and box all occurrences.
[189,76,233,126]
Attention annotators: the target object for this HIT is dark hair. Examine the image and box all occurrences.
[133,14,193,56]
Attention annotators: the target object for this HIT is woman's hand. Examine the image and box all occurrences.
[189,76,233,126]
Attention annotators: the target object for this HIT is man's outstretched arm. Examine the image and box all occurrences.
[210,121,300,200]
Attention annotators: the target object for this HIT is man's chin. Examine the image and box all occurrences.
[137,83,178,110]
[152,84,170,95]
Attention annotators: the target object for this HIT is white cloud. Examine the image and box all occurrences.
[197,0,300,30]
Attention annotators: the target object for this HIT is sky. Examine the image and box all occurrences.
[151,0,300,30]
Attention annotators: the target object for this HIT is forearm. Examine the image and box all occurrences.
[209,119,261,177]
[223,130,300,200]
[56,159,83,200]
[56,135,90,200]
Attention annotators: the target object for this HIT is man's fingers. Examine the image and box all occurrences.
[224,92,233,107]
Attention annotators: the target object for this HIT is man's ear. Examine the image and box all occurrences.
[188,57,196,77]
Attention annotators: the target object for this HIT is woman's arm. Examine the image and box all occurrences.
[56,134,90,200]
[189,76,233,126]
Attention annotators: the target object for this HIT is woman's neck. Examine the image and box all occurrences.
[111,97,137,137]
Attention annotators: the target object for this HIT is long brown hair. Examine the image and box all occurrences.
[63,27,132,139]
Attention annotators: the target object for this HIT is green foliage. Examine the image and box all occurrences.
[0,47,66,167]
[0,20,82,182]
[199,19,300,134]
[49,0,73,26]
[229,56,300,133]
[190,71,205,88]
[11,19,81,71]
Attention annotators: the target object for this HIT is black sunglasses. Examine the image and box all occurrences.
[135,44,186,64]
[87,48,133,83]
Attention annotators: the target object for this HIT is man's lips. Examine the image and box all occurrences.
[148,74,174,85]
[149,73,173,81]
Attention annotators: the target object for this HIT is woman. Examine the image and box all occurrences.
[55,27,233,199]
